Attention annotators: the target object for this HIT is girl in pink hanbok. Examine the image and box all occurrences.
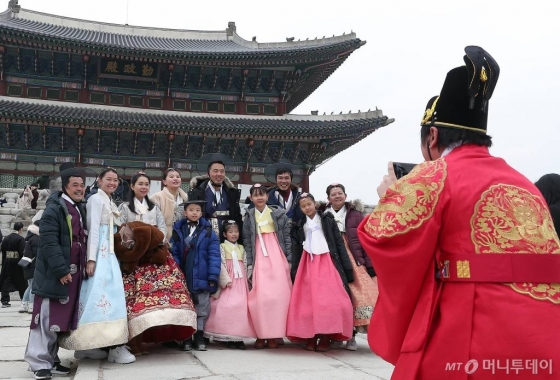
[204,220,256,349]
[243,184,292,349]
[287,193,354,352]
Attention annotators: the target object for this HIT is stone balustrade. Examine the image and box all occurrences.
[0,187,39,238]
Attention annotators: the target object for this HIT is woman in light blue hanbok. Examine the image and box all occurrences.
[59,168,135,364]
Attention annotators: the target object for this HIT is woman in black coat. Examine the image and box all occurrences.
[20,220,40,314]
[535,174,560,237]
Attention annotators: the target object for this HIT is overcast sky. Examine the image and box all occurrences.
[15,0,560,204]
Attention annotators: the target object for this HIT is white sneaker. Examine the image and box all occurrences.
[74,348,108,360]
[345,337,358,351]
[18,302,28,313]
[27,304,33,314]
[107,346,136,364]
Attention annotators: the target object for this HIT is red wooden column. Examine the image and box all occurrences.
[301,173,310,193]
[239,170,251,185]
[164,64,174,110]
[80,55,90,103]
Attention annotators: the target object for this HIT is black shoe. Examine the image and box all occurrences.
[162,340,180,349]
[234,341,246,350]
[51,363,70,375]
[193,331,207,351]
[1,302,10,308]
[34,369,52,379]
[180,338,192,351]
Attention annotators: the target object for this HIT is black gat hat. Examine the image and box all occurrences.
[421,46,500,134]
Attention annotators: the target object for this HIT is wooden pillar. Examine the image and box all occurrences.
[301,173,310,193]
[164,64,174,110]
[80,55,90,103]
[278,101,287,115]
[239,170,251,185]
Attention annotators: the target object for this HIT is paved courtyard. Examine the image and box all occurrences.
[0,297,394,380]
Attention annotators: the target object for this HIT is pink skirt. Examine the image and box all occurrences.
[247,232,292,339]
[287,250,353,341]
[205,259,256,340]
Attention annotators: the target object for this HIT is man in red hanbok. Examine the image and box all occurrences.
[358,46,560,380]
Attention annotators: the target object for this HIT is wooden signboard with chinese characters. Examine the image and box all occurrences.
[98,58,159,82]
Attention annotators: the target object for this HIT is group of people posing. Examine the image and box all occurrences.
[23,160,379,380]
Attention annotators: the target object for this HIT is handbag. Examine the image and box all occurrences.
[18,256,34,268]
[119,223,135,249]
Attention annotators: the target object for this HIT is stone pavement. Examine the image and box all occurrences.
[1,298,394,380]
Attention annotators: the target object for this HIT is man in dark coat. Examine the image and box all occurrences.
[0,222,26,307]
[24,167,92,379]
[188,161,242,241]
[265,168,304,225]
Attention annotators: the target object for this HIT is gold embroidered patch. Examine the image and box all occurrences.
[471,185,560,254]
[471,184,560,303]
[364,159,446,238]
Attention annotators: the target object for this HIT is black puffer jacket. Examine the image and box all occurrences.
[291,211,354,298]
[33,192,86,299]
[23,224,39,281]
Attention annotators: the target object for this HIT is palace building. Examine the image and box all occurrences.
[0,1,393,190]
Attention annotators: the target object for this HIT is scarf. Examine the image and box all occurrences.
[326,205,347,232]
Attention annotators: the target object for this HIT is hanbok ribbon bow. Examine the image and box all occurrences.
[225,241,244,279]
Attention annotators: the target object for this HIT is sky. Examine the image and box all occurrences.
[14,0,560,204]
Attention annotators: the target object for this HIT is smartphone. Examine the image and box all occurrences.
[393,162,417,179]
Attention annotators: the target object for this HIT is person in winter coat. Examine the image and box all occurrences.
[188,161,242,240]
[287,193,354,352]
[171,200,220,352]
[0,222,26,307]
[321,184,379,351]
[535,173,560,237]
[30,183,39,210]
[24,168,89,379]
[246,168,304,226]
[243,184,292,349]
[20,220,40,314]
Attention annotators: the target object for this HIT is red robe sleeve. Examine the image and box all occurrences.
[357,159,447,364]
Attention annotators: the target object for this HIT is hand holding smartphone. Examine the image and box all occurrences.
[392,162,417,179]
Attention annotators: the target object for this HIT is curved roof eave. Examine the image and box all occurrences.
[0,7,362,56]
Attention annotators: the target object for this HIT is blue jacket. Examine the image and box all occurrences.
[170,217,220,294]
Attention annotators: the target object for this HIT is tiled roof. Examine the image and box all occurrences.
[0,8,362,57]
[0,97,392,140]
